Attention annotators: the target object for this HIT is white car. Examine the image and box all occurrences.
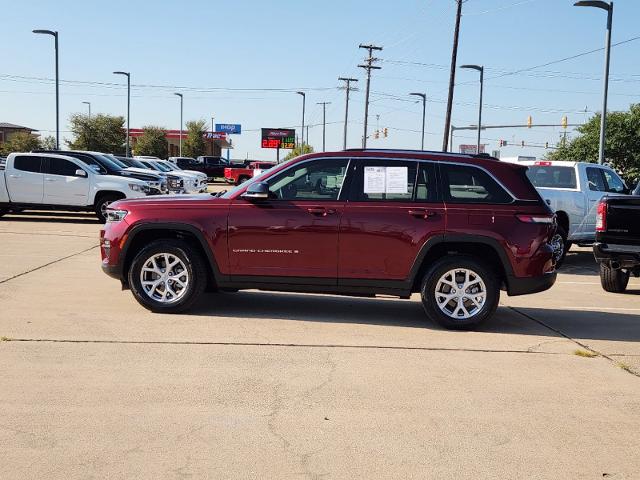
[157,160,208,186]
[140,160,207,194]
[0,152,151,222]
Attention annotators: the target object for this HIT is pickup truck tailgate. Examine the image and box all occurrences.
[601,196,640,246]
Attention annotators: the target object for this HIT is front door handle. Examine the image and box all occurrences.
[44,177,56,182]
[408,209,436,219]
[307,207,335,216]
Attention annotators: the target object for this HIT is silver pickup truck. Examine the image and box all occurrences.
[513,160,631,264]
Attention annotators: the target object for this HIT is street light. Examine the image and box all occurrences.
[174,93,183,156]
[409,93,427,150]
[113,71,131,157]
[460,64,484,154]
[575,0,613,165]
[82,101,91,118]
[210,116,215,156]
[296,91,306,149]
[33,29,59,149]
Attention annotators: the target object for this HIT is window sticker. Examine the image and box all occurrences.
[364,166,386,194]
[385,167,408,194]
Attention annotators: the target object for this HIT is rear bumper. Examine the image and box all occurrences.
[101,262,122,280]
[506,271,557,296]
[593,242,640,269]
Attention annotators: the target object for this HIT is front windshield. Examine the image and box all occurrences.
[140,160,159,170]
[159,161,178,171]
[220,159,292,199]
[92,153,124,172]
[152,161,172,172]
[107,155,128,168]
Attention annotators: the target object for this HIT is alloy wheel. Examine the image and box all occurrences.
[434,268,487,320]
[139,253,190,304]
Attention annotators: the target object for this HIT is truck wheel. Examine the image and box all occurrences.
[237,176,249,185]
[599,263,629,293]
[128,239,207,313]
[550,225,569,268]
[420,256,499,330]
[95,194,123,223]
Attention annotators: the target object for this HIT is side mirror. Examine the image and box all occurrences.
[75,169,87,177]
[241,181,269,200]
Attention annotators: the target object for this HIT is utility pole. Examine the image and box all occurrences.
[174,93,183,156]
[113,71,131,156]
[316,102,331,151]
[358,44,382,149]
[461,65,484,154]
[211,116,215,156]
[338,77,358,150]
[442,0,463,152]
[33,29,59,149]
[296,91,306,150]
[409,93,427,150]
[82,101,91,119]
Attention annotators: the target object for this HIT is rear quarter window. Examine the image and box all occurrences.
[526,166,577,189]
[441,164,512,204]
[13,156,42,173]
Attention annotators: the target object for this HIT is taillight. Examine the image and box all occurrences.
[596,201,607,232]
[516,214,554,224]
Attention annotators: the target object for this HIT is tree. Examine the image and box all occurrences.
[547,104,640,182]
[41,135,56,150]
[67,113,126,153]
[183,119,207,158]
[0,131,41,156]
[134,126,168,158]
[283,143,314,161]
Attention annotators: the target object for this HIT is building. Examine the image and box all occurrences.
[128,129,232,157]
[0,123,38,145]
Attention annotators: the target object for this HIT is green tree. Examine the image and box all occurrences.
[547,104,640,182]
[67,113,126,153]
[0,131,41,156]
[40,135,56,150]
[134,126,168,158]
[183,119,207,158]
[283,143,314,161]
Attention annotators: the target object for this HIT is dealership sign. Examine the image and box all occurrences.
[261,128,295,149]
[216,123,241,134]
[459,144,485,155]
[205,132,228,140]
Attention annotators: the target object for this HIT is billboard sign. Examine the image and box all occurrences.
[459,144,485,155]
[261,128,295,149]
[215,123,241,134]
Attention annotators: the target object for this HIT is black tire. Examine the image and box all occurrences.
[95,193,124,223]
[0,208,7,218]
[550,224,569,268]
[128,239,207,313]
[237,176,249,185]
[420,256,500,330]
[599,263,629,293]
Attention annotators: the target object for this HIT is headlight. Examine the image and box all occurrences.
[129,183,150,193]
[106,209,128,223]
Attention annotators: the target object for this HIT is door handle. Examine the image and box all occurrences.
[9,174,21,178]
[307,207,335,216]
[44,177,56,182]
[408,209,436,219]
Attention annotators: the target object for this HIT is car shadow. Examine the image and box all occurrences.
[559,249,598,276]
[188,291,640,342]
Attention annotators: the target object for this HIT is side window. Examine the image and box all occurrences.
[603,169,626,193]
[48,157,81,176]
[351,160,418,202]
[267,158,349,201]
[441,164,512,204]
[586,167,606,192]
[415,163,437,202]
[13,156,42,173]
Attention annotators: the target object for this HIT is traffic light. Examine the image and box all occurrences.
[545,142,549,149]
[374,129,379,139]
[527,116,533,128]
[561,116,568,129]
[383,127,388,138]
[521,140,525,147]
[499,139,508,147]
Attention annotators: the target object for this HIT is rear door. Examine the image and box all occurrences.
[6,155,44,203]
[42,157,90,206]
[338,158,444,283]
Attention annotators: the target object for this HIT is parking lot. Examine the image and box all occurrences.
[1,207,639,479]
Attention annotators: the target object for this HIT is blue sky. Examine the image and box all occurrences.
[2,0,639,160]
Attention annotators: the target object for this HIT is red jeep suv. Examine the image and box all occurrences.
[100,149,557,329]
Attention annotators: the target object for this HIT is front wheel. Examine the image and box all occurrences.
[128,239,207,313]
[95,194,123,223]
[550,225,569,268]
[599,263,629,293]
[421,256,499,330]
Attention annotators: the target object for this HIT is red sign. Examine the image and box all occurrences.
[205,132,228,140]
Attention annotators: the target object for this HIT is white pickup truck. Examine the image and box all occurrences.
[514,160,631,264]
[0,152,151,222]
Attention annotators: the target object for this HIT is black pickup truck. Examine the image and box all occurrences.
[176,156,249,180]
[593,195,640,292]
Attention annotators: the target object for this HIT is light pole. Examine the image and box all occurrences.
[575,1,613,165]
[409,93,426,150]
[174,93,183,156]
[296,91,306,150]
[338,77,358,150]
[33,29,59,149]
[316,102,331,151]
[82,101,91,118]
[211,116,215,156]
[461,64,484,154]
[113,71,131,156]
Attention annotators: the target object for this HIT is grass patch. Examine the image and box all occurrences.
[0,336,11,342]
[573,349,598,358]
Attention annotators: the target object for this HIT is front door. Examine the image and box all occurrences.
[42,157,90,206]
[227,157,350,280]
[6,155,44,203]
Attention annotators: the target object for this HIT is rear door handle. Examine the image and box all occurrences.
[408,209,436,219]
[44,177,56,182]
[9,174,21,178]
[307,207,335,216]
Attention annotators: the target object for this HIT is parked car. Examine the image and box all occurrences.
[225,161,275,185]
[110,155,184,194]
[138,159,207,194]
[34,150,167,196]
[180,156,249,180]
[155,160,208,187]
[633,181,640,196]
[100,149,557,329]
[506,160,631,265]
[0,152,151,222]
[593,195,640,293]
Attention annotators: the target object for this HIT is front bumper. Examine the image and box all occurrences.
[506,271,557,296]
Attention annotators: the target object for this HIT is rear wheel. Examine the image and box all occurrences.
[420,256,499,330]
[128,239,207,313]
[237,176,250,185]
[95,194,123,223]
[599,263,629,293]
[550,224,569,268]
